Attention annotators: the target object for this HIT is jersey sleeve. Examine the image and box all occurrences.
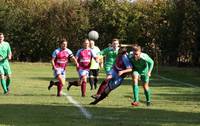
[52,49,58,58]
[67,49,74,58]
[75,49,82,59]
[98,48,108,56]
[7,43,12,55]
[122,54,132,69]
[141,53,154,72]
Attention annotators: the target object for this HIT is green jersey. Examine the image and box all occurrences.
[98,47,119,73]
[0,41,11,65]
[129,52,154,75]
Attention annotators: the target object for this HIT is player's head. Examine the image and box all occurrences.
[59,38,68,50]
[82,38,90,49]
[118,47,127,55]
[0,33,4,42]
[89,40,95,49]
[132,44,141,60]
[111,38,119,49]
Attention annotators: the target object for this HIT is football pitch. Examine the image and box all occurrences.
[0,62,200,126]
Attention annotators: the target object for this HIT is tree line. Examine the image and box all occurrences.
[0,0,200,66]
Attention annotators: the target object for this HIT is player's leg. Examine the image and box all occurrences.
[48,69,59,90]
[55,68,65,96]
[0,74,8,94]
[0,66,8,94]
[4,64,12,92]
[91,68,112,99]
[81,75,87,97]
[79,69,89,97]
[141,75,151,106]
[6,75,11,92]
[48,80,59,90]
[93,74,112,98]
[67,80,80,91]
[90,85,111,105]
[56,74,65,96]
[89,69,94,90]
[93,69,99,89]
[131,71,140,106]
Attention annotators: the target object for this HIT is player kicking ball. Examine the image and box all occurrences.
[90,48,132,105]
[129,44,154,106]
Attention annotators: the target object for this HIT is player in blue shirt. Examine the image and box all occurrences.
[90,48,132,105]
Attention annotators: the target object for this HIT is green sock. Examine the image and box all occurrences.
[144,89,151,102]
[1,79,8,93]
[132,84,139,102]
[6,78,11,89]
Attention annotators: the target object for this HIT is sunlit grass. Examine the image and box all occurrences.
[0,62,199,126]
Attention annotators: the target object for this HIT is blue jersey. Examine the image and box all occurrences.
[113,53,132,72]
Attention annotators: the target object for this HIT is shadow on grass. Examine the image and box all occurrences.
[154,93,200,102]
[0,104,199,126]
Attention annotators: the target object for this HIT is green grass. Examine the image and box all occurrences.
[0,62,200,126]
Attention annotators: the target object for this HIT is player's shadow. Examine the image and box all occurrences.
[0,104,199,126]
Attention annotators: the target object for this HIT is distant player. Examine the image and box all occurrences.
[89,40,101,90]
[48,38,78,96]
[91,39,119,98]
[90,47,132,105]
[75,39,98,97]
[0,33,12,95]
[129,45,154,106]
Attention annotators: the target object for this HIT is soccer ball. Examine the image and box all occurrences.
[88,30,99,40]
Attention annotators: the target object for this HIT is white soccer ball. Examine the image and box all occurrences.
[88,30,99,40]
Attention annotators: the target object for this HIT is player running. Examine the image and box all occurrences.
[129,44,154,106]
[75,39,98,97]
[90,47,132,105]
[48,38,78,96]
[0,33,12,95]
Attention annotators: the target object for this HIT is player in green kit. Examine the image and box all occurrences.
[129,44,154,106]
[99,38,119,74]
[0,33,12,95]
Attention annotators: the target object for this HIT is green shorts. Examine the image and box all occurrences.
[0,63,12,75]
[133,71,149,83]
[104,66,112,75]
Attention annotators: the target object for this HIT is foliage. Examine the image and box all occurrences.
[0,0,200,66]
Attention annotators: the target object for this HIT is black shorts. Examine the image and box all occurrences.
[89,69,99,77]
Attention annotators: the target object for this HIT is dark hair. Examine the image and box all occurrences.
[82,38,89,43]
[118,47,127,55]
[59,38,67,44]
[112,38,119,43]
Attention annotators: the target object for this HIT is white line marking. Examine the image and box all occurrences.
[156,75,197,87]
[62,92,92,119]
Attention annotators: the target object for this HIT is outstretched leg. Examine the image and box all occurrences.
[48,80,59,90]
[67,80,81,90]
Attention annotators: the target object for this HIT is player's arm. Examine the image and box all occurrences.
[70,56,79,68]
[118,68,132,76]
[98,48,108,56]
[51,50,57,70]
[144,54,154,76]
[7,44,12,60]
[51,57,56,70]
[118,55,133,76]
[75,49,82,70]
